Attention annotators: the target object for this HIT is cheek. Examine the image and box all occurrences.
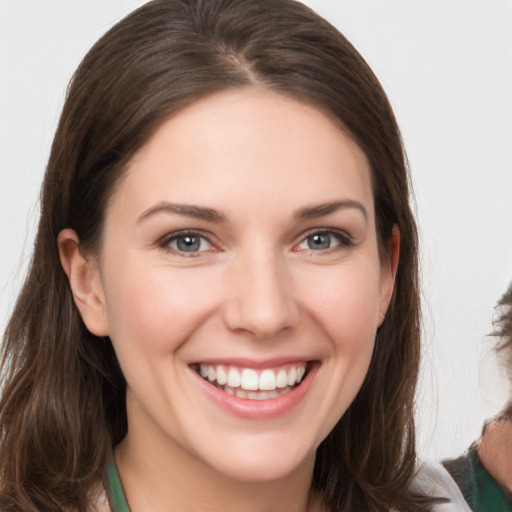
[298,261,382,348]
[302,263,381,441]
[102,260,223,354]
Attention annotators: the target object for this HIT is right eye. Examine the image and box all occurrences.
[160,231,214,256]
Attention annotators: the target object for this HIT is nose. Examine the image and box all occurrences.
[223,250,300,338]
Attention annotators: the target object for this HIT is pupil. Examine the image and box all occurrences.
[308,234,330,250]
[177,236,200,252]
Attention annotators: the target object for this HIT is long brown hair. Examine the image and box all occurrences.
[0,1,424,510]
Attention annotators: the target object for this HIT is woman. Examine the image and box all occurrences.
[0,1,467,510]
[443,282,512,511]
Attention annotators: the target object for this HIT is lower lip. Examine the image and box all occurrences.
[191,364,318,420]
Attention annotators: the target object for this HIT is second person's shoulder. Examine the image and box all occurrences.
[410,460,472,512]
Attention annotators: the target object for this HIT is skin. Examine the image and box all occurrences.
[478,417,512,493]
[59,88,399,512]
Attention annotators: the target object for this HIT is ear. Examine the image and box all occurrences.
[58,229,109,336]
[378,225,400,324]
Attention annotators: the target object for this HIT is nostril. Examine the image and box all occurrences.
[223,294,299,337]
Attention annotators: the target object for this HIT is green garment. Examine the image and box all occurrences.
[107,461,130,512]
[443,448,512,512]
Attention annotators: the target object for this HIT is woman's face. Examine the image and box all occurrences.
[72,89,397,483]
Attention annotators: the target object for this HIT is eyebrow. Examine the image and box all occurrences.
[294,200,368,222]
[137,199,367,224]
[137,202,227,223]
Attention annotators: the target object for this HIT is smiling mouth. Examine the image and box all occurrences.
[192,363,310,400]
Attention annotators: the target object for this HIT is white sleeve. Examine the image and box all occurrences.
[410,460,472,512]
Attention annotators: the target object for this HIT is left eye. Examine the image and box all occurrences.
[297,232,344,251]
[164,233,213,253]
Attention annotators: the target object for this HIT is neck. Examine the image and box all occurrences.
[478,417,512,493]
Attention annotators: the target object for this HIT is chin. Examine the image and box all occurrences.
[195,433,318,484]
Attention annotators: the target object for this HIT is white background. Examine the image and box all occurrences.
[1,0,511,461]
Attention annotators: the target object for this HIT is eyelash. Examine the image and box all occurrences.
[158,230,216,257]
[158,228,354,257]
[295,228,354,254]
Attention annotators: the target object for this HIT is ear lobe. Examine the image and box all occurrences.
[379,226,400,321]
[58,229,109,337]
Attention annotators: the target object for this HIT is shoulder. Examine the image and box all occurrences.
[86,481,111,512]
[444,441,512,512]
[410,460,472,512]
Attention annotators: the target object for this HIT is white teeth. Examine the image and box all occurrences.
[235,389,248,399]
[287,367,297,386]
[259,369,276,391]
[197,363,308,396]
[240,369,259,390]
[276,369,288,388]
[216,366,227,385]
[224,385,293,398]
[227,368,241,388]
[247,390,281,400]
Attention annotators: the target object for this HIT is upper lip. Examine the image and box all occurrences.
[188,357,316,369]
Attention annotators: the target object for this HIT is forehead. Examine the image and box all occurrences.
[109,88,374,222]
